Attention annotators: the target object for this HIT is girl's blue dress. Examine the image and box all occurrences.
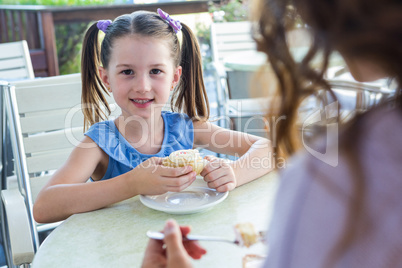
[85,111,194,180]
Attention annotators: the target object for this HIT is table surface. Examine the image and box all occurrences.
[32,172,279,268]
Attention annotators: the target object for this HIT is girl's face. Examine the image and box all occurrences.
[99,35,181,120]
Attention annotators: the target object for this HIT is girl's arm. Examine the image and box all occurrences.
[34,136,195,223]
[193,121,273,191]
[33,136,132,223]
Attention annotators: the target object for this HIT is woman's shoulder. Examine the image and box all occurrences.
[279,150,351,199]
[276,105,402,219]
[360,105,402,143]
[290,106,402,182]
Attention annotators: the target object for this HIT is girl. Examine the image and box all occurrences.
[33,9,272,224]
[143,0,402,267]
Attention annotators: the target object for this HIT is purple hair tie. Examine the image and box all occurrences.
[97,20,112,33]
[157,8,182,34]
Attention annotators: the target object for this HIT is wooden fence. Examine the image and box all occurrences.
[0,1,210,77]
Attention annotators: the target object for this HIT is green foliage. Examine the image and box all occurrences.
[209,0,248,22]
[195,22,211,48]
[195,21,212,66]
[195,0,248,66]
[56,22,90,74]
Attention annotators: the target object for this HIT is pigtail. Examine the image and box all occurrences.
[81,23,111,131]
[173,23,210,122]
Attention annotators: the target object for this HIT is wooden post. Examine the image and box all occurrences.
[40,11,59,76]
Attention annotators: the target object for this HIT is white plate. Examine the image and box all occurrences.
[140,179,229,214]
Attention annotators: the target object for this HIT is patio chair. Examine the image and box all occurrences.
[0,41,35,81]
[209,21,272,137]
[322,66,396,118]
[0,73,119,267]
[0,40,36,182]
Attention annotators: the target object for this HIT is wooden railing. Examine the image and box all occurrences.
[0,1,210,77]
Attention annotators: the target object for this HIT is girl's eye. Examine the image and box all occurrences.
[150,69,162,75]
[122,69,134,75]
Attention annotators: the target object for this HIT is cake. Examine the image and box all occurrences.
[234,222,259,248]
[242,254,266,268]
[162,149,206,175]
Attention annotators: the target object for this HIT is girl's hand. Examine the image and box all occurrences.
[200,156,236,192]
[131,157,197,196]
[142,219,206,268]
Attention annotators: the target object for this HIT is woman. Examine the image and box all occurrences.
[142,0,402,267]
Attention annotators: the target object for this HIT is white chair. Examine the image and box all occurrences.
[297,75,395,144]
[323,66,396,120]
[0,73,119,267]
[209,21,272,137]
[0,41,35,81]
[210,21,256,64]
[0,40,36,189]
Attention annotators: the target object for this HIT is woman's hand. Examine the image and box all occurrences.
[130,157,197,196]
[142,219,207,268]
[200,156,236,192]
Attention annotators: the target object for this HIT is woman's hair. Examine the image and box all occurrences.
[81,10,209,131]
[252,0,402,265]
[252,0,402,157]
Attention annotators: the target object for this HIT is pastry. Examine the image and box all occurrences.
[162,149,206,175]
[242,254,266,268]
[234,222,259,248]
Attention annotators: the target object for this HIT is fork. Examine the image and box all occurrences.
[146,230,266,246]
[147,230,240,245]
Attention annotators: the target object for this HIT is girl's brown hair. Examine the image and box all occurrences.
[252,0,402,265]
[81,10,209,131]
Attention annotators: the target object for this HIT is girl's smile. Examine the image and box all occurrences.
[131,98,154,108]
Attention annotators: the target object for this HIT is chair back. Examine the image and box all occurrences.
[210,21,256,64]
[0,41,35,80]
[324,67,396,116]
[329,80,395,111]
[4,73,120,252]
[209,21,272,137]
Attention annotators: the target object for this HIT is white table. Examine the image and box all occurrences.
[32,172,279,268]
